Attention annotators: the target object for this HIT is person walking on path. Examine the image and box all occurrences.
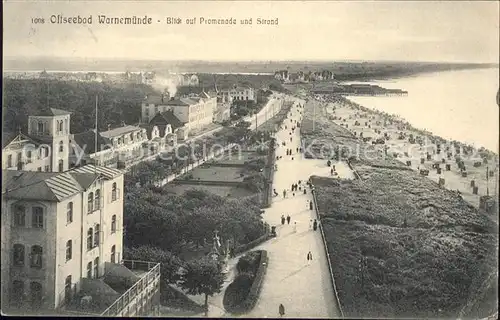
[279,303,285,317]
[283,190,287,198]
[313,219,318,231]
[281,215,286,225]
[309,200,314,210]
[293,222,297,233]
[307,251,313,264]
[286,215,291,224]
[309,219,313,230]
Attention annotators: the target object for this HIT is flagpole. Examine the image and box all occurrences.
[95,95,98,172]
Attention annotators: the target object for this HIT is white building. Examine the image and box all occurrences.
[2,108,72,173]
[1,165,160,316]
[219,85,256,102]
[141,92,217,133]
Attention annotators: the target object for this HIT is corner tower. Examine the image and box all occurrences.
[28,108,71,172]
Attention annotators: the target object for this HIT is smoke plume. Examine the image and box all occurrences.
[152,76,179,97]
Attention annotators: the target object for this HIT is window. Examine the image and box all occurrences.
[30,245,43,268]
[58,120,63,133]
[94,224,100,247]
[111,215,117,233]
[67,202,73,224]
[94,189,101,210]
[93,257,99,278]
[37,122,44,133]
[87,192,94,213]
[26,150,32,163]
[32,207,44,228]
[58,159,64,172]
[30,282,43,308]
[111,183,117,201]
[59,141,64,152]
[13,244,25,266]
[111,245,116,263]
[7,154,13,167]
[66,240,72,261]
[87,228,93,251]
[13,205,26,227]
[64,119,68,133]
[64,276,72,303]
[87,262,92,278]
[11,280,24,306]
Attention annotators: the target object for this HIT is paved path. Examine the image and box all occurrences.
[239,100,343,318]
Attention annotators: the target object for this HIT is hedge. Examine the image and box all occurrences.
[223,250,269,314]
[241,250,268,312]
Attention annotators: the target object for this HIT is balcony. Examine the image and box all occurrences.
[60,260,160,317]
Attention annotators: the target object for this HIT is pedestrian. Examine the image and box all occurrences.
[281,215,286,225]
[273,189,278,197]
[309,201,313,210]
[307,251,313,264]
[291,157,294,160]
[283,190,287,198]
[293,222,297,233]
[286,215,291,224]
[296,147,299,153]
[313,219,318,231]
[290,137,293,142]
[279,303,285,317]
[331,168,334,176]
[309,219,313,230]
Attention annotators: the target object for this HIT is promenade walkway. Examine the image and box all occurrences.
[179,98,349,318]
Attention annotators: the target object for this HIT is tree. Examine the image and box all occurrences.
[177,257,226,315]
[124,245,183,284]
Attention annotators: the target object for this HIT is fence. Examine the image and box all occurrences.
[311,186,345,318]
[100,260,161,317]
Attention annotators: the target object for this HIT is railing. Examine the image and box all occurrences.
[100,260,161,317]
[311,186,345,319]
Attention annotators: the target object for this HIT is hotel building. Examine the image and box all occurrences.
[141,91,217,133]
[1,165,160,316]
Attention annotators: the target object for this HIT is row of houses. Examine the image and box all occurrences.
[274,69,335,83]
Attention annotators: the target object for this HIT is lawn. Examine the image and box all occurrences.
[312,165,497,318]
[165,184,254,198]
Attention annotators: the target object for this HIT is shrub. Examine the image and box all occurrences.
[223,250,268,314]
[236,250,261,274]
[223,272,254,312]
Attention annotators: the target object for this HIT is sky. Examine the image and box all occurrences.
[3,0,499,62]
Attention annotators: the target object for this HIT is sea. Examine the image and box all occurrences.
[345,68,500,152]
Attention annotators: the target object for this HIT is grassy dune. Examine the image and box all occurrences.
[303,99,498,318]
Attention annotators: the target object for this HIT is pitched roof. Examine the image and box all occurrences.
[144,95,169,105]
[2,131,20,148]
[72,130,111,154]
[3,171,83,201]
[36,108,72,116]
[2,165,123,202]
[100,125,143,139]
[2,132,41,149]
[69,172,100,189]
[164,98,192,106]
[71,164,124,180]
[149,111,185,130]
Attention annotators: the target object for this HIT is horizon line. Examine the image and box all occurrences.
[3,56,499,65]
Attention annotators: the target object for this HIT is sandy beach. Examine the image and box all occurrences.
[318,95,498,216]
